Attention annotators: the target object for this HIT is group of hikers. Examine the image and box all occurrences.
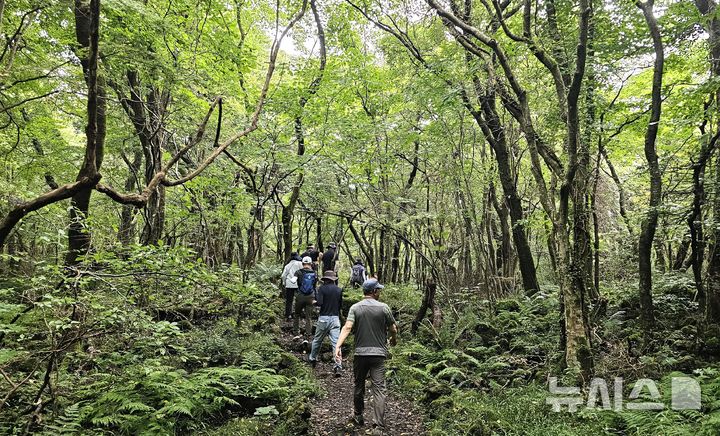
[280,243,397,435]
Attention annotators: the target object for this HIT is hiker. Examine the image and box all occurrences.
[335,279,397,434]
[308,270,343,376]
[349,258,367,288]
[293,256,318,339]
[301,244,320,271]
[280,252,303,321]
[321,242,339,273]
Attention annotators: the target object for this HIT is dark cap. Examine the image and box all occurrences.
[328,242,337,249]
[362,278,384,293]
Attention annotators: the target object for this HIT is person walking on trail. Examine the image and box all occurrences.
[280,252,303,321]
[301,244,320,271]
[308,270,343,376]
[293,256,317,340]
[322,242,339,273]
[335,279,398,434]
[350,258,368,288]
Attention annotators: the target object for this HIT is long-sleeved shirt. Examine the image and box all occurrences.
[314,283,343,317]
[281,259,303,288]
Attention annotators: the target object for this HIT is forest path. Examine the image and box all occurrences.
[277,324,426,435]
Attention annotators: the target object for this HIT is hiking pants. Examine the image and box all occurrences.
[284,286,296,319]
[309,315,341,367]
[353,355,387,429]
[293,292,314,336]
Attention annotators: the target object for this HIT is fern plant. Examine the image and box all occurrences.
[40,403,83,436]
[68,362,291,434]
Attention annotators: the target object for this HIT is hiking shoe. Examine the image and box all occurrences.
[333,365,342,377]
[365,425,383,435]
[349,414,364,427]
[307,357,317,368]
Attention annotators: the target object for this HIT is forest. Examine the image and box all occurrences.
[1,0,720,434]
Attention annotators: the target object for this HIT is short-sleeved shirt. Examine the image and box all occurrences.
[347,298,396,357]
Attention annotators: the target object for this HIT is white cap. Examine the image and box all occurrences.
[302,256,312,264]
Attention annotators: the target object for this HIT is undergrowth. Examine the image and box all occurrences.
[4,246,719,435]
[388,280,720,435]
[0,245,317,435]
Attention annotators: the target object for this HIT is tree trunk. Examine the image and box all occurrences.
[391,237,401,283]
[694,0,720,325]
[111,71,170,247]
[118,149,142,245]
[403,240,412,282]
[280,0,325,259]
[411,279,437,334]
[689,161,706,312]
[591,149,602,296]
[672,238,690,270]
[489,182,513,286]
[583,24,599,301]
[654,236,667,272]
[475,92,539,294]
[599,146,634,237]
[315,216,323,252]
[66,0,105,265]
[378,227,386,281]
[558,0,593,378]
[140,185,165,245]
[636,0,664,330]
[347,217,375,275]
[707,153,720,323]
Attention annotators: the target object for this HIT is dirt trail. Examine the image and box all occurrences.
[278,327,426,435]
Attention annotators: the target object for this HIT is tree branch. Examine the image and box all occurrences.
[0,176,101,246]
[163,0,308,186]
[0,90,59,114]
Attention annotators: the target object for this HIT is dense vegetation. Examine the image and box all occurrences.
[2,0,720,434]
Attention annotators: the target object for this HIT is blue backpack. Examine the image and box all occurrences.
[299,271,316,295]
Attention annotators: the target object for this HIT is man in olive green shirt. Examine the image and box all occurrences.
[335,279,397,434]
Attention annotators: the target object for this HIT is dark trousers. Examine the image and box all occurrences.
[353,355,387,429]
[284,286,295,319]
[293,292,315,336]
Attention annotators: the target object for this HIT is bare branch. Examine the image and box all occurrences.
[94,0,309,204]
[0,175,101,246]
[163,0,309,186]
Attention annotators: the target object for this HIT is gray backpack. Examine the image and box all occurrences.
[350,264,365,285]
